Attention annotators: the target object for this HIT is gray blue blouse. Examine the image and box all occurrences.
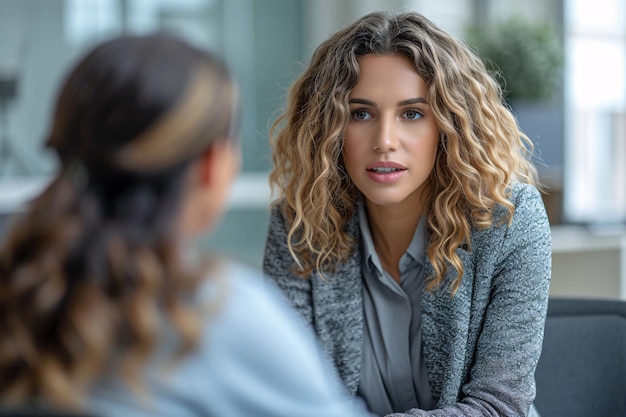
[357,203,435,414]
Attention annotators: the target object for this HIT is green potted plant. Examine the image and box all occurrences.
[467,17,563,102]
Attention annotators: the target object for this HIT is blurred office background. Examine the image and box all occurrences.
[0,0,625,299]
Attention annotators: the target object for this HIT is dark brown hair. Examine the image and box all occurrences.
[0,33,238,407]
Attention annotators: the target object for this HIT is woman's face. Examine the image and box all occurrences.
[343,53,439,211]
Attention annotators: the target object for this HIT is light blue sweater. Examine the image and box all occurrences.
[263,183,552,417]
[87,261,373,417]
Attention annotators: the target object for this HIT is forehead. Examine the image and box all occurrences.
[350,53,428,99]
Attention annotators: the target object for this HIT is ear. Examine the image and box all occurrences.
[179,139,239,238]
[199,147,215,186]
[197,138,240,188]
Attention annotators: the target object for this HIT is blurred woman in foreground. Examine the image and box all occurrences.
[0,34,371,417]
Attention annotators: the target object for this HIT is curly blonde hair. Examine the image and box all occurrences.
[0,34,238,408]
[269,11,538,293]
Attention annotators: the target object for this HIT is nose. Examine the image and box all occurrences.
[372,115,398,152]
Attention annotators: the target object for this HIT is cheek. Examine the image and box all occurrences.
[415,127,439,164]
[420,146,438,175]
[426,140,439,164]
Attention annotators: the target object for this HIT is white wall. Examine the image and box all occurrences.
[0,0,72,177]
[303,0,474,53]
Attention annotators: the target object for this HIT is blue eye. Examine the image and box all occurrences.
[352,109,373,120]
[403,109,423,120]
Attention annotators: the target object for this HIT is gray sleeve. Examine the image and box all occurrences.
[388,184,552,417]
[262,202,314,326]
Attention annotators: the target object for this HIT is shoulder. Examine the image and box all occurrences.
[483,182,549,236]
[201,260,299,333]
[192,260,363,415]
[490,182,546,222]
[509,182,546,213]
[200,260,321,366]
[504,182,550,239]
[470,182,550,263]
[266,199,360,243]
[89,261,366,416]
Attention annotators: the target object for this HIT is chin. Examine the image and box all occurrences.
[362,195,408,207]
[360,187,425,209]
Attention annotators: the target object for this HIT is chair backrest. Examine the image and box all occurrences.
[534,297,626,417]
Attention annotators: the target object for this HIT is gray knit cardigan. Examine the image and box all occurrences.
[263,183,551,417]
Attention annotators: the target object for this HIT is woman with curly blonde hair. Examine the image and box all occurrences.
[0,34,373,417]
[264,11,551,417]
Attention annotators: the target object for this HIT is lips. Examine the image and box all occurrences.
[366,161,407,183]
[368,167,404,173]
[366,161,407,172]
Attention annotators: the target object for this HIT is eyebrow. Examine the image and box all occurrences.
[398,97,427,106]
[348,97,427,106]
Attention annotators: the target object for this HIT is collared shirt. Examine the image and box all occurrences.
[356,203,436,415]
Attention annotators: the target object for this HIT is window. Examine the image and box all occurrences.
[564,0,626,224]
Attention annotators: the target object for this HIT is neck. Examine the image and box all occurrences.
[365,202,423,283]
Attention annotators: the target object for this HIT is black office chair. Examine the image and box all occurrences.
[534,297,626,417]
